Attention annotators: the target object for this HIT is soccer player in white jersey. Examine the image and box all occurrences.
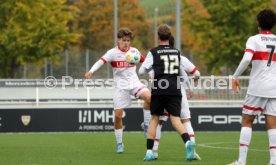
[228,9,276,165]
[84,28,151,154]
[142,36,201,160]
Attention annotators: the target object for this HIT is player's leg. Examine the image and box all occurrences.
[153,113,168,159]
[113,88,131,153]
[134,86,151,137]
[264,99,276,165]
[144,115,159,161]
[237,114,255,164]
[141,101,151,137]
[144,95,164,161]
[114,108,124,153]
[180,90,195,142]
[266,115,276,165]
[182,118,202,160]
[228,95,267,165]
[170,115,195,161]
[180,88,201,160]
[182,119,195,142]
[180,90,196,142]
[166,96,195,161]
[228,115,256,165]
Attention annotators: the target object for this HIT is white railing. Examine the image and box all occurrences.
[0,76,248,108]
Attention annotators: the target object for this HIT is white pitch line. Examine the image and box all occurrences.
[197,142,268,152]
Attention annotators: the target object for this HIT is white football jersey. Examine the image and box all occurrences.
[100,46,141,89]
[180,56,198,74]
[246,32,276,97]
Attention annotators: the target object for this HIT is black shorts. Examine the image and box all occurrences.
[150,95,182,117]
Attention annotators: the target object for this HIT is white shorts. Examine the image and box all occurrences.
[113,82,149,110]
[159,87,191,121]
[180,88,191,119]
[243,94,276,116]
[159,111,169,121]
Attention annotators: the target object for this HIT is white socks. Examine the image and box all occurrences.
[268,129,276,164]
[238,127,252,164]
[184,121,195,143]
[115,128,123,144]
[153,124,162,151]
[143,109,151,126]
[237,127,276,164]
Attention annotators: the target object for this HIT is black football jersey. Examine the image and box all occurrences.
[150,45,182,96]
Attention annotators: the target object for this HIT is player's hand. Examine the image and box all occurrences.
[84,72,93,79]
[187,91,194,100]
[232,79,240,93]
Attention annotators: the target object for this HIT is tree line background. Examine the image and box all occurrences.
[0,0,275,78]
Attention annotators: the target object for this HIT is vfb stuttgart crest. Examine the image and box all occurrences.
[21,115,31,126]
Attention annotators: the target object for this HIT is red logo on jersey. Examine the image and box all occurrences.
[111,61,135,68]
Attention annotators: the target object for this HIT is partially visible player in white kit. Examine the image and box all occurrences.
[146,36,201,160]
[228,9,276,165]
[84,27,151,154]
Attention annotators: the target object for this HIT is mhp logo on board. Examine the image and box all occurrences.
[78,109,126,131]
[78,109,114,123]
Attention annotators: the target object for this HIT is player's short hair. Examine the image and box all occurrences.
[158,24,171,41]
[257,9,276,30]
[117,28,133,39]
[169,35,175,47]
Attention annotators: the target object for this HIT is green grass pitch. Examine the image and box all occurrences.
[0,131,269,165]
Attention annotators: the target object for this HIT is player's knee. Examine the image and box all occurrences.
[145,96,151,105]
[114,113,122,119]
[241,120,253,127]
[144,99,150,107]
[114,110,123,121]
[141,91,151,104]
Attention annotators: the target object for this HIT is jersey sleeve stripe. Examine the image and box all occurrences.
[243,105,264,111]
[245,49,254,54]
[270,146,276,149]
[190,67,198,74]
[140,55,145,63]
[100,57,107,64]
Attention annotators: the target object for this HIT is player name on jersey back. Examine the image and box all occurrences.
[261,36,276,42]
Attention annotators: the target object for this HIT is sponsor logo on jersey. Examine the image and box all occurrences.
[111,61,135,68]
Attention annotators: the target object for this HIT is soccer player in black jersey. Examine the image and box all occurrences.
[139,24,196,161]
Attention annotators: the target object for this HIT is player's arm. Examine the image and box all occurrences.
[180,56,200,77]
[185,80,194,99]
[140,54,145,63]
[84,50,113,79]
[138,51,153,75]
[180,56,200,85]
[232,51,253,92]
[180,69,194,99]
[232,37,254,93]
[84,59,105,79]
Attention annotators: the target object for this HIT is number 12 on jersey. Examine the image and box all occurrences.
[160,55,179,74]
